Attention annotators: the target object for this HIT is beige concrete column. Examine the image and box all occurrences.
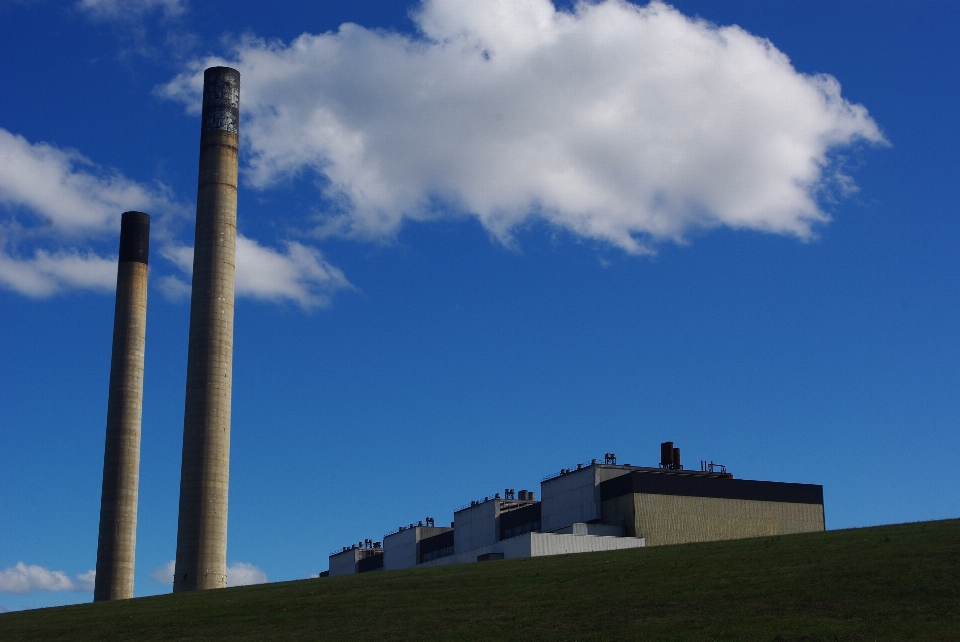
[174,67,240,592]
[94,211,150,602]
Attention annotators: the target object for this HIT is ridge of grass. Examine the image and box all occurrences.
[2,518,958,641]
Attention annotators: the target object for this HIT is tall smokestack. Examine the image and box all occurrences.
[94,211,150,602]
[173,66,240,592]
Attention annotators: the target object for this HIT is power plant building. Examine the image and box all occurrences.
[328,445,824,576]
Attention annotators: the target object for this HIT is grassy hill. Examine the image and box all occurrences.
[2,519,958,641]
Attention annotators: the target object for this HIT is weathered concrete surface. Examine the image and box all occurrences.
[602,493,825,546]
[174,67,239,592]
[540,465,631,532]
[383,526,452,571]
[417,530,646,568]
[94,212,150,602]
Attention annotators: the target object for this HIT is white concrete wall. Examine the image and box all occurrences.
[540,465,633,532]
[418,531,644,568]
[383,528,418,571]
[540,467,600,532]
[454,501,498,553]
[383,526,452,570]
[554,522,624,537]
[528,532,643,557]
[329,549,359,577]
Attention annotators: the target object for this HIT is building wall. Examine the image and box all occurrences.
[528,532,644,557]
[418,531,645,568]
[602,493,824,547]
[601,493,638,537]
[540,465,632,532]
[554,522,624,537]
[384,526,452,571]
[454,501,498,553]
[383,528,418,571]
[329,549,360,577]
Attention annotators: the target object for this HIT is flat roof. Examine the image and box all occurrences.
[600,470,823,505]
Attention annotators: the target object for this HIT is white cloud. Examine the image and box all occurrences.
[157,274,192,301]
[0,128,173,237]
[160,235,353,309]
[151,560,175,585]
[77,0,187,21]
[0,249,117,298]
[151,560,267,587]
[0,129,350,305]
[0,127,184,298]
[0,563,94,593]
[75,570,96,592]
[164,0,885,253]
[226,562,267,587]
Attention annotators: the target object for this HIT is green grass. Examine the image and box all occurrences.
[3,519,959,641]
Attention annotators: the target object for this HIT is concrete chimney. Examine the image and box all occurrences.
[94,211,150,601]
[173,66,240,592]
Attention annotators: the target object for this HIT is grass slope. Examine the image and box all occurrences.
[2,519,959,641]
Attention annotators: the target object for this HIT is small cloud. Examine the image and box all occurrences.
[0,562,93,593]
[161,236,353,309]
[151,560,175,585]
[75,570,96,592]
[226,562,267,587]
[151,560,267,587]
[156,275,191,301]
[77,0,187,21]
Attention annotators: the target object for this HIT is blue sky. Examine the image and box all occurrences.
[1,0,958,611]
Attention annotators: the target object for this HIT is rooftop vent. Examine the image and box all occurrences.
[660,442,682,470]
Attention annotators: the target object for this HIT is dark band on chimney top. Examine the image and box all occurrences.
[119,211,150,264]
[201,67,240,134]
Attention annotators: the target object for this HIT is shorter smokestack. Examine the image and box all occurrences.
[672,447,681,470]
[94,211,150,602]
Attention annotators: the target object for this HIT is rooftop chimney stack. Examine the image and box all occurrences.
[94,211,150,601]
[660,442,674,468]
[173,66,240,592]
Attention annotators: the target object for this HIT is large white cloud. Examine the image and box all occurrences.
[0,563,94,594]
[162,0,885,253]
[0,129,350,304]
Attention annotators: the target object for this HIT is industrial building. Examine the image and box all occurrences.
[327,444,824,576]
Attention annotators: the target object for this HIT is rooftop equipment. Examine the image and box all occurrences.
[660,442,682,470]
